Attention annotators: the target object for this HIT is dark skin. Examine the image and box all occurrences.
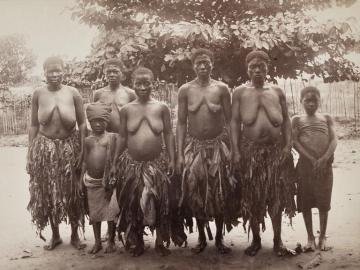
[230,57,292,256]
[28,62,86,251]
[292,92,337,251]
[94,64,135,241]
[80,119,117,254]
[111,72,175,256]
[176,54,232,254]
[93,64,136,133]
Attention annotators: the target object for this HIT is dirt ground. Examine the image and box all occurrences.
[0,139,359,270]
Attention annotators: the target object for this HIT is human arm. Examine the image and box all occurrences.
[277,87,292,163]
[74,88,87,168]
[162,104,176,176]
[175,86,188,174]
[316,114,337,169]
[110,107,128,175]
[27,90,40,172]
[230,87,243,168]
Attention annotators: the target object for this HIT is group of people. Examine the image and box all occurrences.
[27,49,337,259]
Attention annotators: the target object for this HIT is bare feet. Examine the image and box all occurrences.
[274,239,296,256]
[244,239,261,256]
[88,242,103,254]
[155,243,171,257]
[43,237,63,251]
[318,236,332,251]
[215,239,231,254]
[71,236,86,250]
[303,237,317,252]
[191,239,207,254]
[130,244,145,257]
[104,241,116,253]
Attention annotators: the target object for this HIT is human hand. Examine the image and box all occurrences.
[280,146,291,164]
[168,160,175,177]
[314,157,327,172]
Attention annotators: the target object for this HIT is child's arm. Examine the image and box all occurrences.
[162,104,175,176]
[316,114,337,169]
[292,116,317,164]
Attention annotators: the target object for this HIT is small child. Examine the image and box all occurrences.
[80,102,118,254]
[292,86,337,252]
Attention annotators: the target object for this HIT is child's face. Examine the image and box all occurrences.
[133,73,153,100]
[89,119,107,134]
[302,92,320,115]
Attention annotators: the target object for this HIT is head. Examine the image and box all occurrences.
[104,58,124,86]
[132,67,154,101]
[86,103,111,134]
[89,118,107,134]
[191,48,214,78]
[300,86,321,115]
[245,50,270,87]
[43,56,64,86]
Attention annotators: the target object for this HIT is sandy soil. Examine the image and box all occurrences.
[0,140,359,270]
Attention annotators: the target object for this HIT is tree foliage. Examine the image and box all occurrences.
[67,0,360,88]
[0,34,36,87]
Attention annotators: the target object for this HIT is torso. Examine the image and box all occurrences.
[37,85,77,139]
[236,84,284,143]
[186,79,226,140]
[94,86,135,133]
[296,114,330,158]
[85,133,111,179]
[125,100,165,161]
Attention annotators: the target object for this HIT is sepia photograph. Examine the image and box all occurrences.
[0,0,359,269]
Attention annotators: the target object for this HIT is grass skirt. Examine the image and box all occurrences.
[116,150,186,247]
[236,138,296,229]
[27,131,85,239]
[179,131,237,229]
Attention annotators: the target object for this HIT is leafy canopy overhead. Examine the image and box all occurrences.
[68,0,360,88]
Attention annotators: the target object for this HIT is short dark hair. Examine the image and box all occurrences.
[300,86,321,100]
[191,48,214,64]
[104,58,124,70]
[131,67,154,81]
[245,50,270,66]
[43,56,64,70]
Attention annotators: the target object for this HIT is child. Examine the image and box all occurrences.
[292,86,337,251]
[80,102,118,254]
[111,67,185,257]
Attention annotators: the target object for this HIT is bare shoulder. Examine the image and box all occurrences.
[213,79,230,94]
[271,85,285,96]
[158,100,171,113]
[65,85,81,97]
[32,86,44,98]
[121,85,136,98]
[232,85,248,99]
[178,82,191,97]
[84,136,93,145]
[322,113,334,123]
[291,114,301,125]
[94,86,107,95]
